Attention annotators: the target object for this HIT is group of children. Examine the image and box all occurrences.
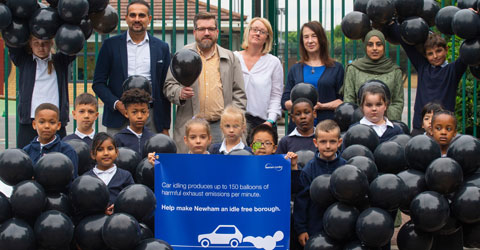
[21,78,461,247]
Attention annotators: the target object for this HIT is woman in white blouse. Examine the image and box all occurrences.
[234,17,284,139]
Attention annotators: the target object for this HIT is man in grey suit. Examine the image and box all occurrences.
[164,12,247,153]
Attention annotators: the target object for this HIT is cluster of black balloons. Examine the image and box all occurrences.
[342,0,440,43]
[306,115,480,249]
[0,0,119,56]
[0,133,178,249]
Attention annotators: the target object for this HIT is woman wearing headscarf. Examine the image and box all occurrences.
[342,29,404,121]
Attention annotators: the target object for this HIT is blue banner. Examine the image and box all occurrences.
[155,154,291,250]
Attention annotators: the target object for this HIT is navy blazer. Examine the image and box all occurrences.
[84,167,134,204]
[114,127,155,156]
[92,32,171,131]
[8,47,75,125]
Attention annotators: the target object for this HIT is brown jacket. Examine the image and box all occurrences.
[163,43,247,153]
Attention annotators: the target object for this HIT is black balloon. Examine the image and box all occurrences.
[304,230,341,250]
[355,207,394,248]
[75,214,109,250]
[57,0,89,24]
[170,49,203,87]
[343,124,379,153]
[34,210,74,249]
[79,17,93,40]
[88,0,108,13]
[452,9,480,40]
[343,240,371,250]
[405,135,441,172]
[114,184,156,222]
[34,152,74,192]
[1,18,29,48]
[410,191,450,232]
[353,0,369,13]
[400,17,429,45]
[290,83,318,106]
[397,169,427,214]
[394,0,423,18]
[55,23,85,56]
[136,158,155,190]
[323,202,359,241]
[6,0,38,19]
[0,192,11,224]
[435,6,460,35]
[89,4,118,34]
[366,0,395,24]
[425,157,463,194]
[420,0,440,27]
[369,174,405,211]
[471,65,480,80]
[447,134,480,176]
[330,165,369,205]
[136,239,173,250]
[116,147,142,176]
[102,213,142,250]
[139,223,154,241]
[437,215,461,235]
[392,120,410,135]
[341,11,371,40]
[46,0,59,7]
[341,144,374,161]
[465,172,480,187]
[388,134,411,148]
[0,148,33,186]
[374,141,407,174]
[29,7,61,40]
[357,80,391,104]
[69,175,109,217]
[64,139,93,176]
[143,134,177,158]
[0,3,11,30]
[10,180,46,222]
[397,220,433,250]
[458,0,478,9]
[310,174,336,208]
[463,222,480,248]
[346,156,378,183]
[0,218,35,250]
[296,150,315,169]
[334,102,363,132]
[451,184,480,224]
[45,192,72,216]
[123,75,153,94]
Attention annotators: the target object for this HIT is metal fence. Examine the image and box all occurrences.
[1,0,477,148]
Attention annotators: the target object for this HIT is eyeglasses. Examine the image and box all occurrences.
[196,27,217,32]
[252,141,274,147]
[250,27,268,36]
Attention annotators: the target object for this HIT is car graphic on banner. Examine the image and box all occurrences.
[198,225,243,248]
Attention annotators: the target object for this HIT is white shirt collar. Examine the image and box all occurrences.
[32,53,52,62]
[219,140,245,154]
[93,165,118,186]
[127,126,142,139]
[288,128,315,137]
[431,60,448,68]
[38,135,57,148]
[127,30,149,45]
[75,128,95,140]
[360,117,394,127]
[360,117,394,137]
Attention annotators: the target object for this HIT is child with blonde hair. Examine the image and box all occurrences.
[208,105,252,154]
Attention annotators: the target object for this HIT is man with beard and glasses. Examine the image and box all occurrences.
[93,0,171,136]
[164,12,247,153]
